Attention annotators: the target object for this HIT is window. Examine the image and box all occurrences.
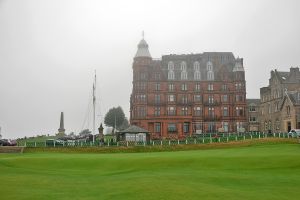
[183,122,189,133]
[168,61,174,70]
[154,94,160,104]
[168,71,175,80]
[208,95,214,104]
[208,122,215,132]
[249,105,256,112]
[207,61,214,80]
[155,83,160,91]
[222,84,228,91]
[168,123,177,132]
[194,107,202,116]
[181,95,188,104]
[140,72,146,80]
[168,94,175,102]
[194,122,202,133]
[222,95,228,102]
[236,122,244,131]
[264,121,268,131]
[167,106,176,115]
[193,61,200,71]
[181,83,187,91]
[208,84,214,91]
[154,107,160,116]
[249,116,257,122]
[274,102,279,112]
[276,119,280,130]
[208,107,215,117]
[195,83,201,91]
[194,94,201,102]
[135,94,146,103]
[206,61,213,71]
[181,107,188,115]
[268,103,272,114]
[236,95,243,102]
[140,82,146,90]
[207,71,214,80]
[194,71,201,80]
[222,122,229,132]
[287,106,290,115]
[137,107,146,117]
[223,107,228,116]
[181,61,187,71]
[154,73,160,80]
[235,83,243,90]
[181,71,188,80]
[168,83,174,91]
[154,123,161,133]
[236,107,243,116]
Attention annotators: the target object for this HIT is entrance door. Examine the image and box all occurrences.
[287,122,291,132]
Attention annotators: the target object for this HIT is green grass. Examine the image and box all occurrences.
[1,143,300,200]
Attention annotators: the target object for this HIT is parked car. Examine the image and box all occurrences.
[288,129,300,138]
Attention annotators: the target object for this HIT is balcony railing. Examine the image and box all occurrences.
[203,101,220,106]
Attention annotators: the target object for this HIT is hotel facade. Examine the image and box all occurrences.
[130,38,247,139]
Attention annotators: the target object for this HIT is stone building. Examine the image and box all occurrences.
[130,37,247,139]
[260,67,300,132]
[246,99,260,131]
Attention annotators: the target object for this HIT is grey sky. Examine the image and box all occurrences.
[0,0,299,139]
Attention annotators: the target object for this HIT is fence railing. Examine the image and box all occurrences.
[18,132,292,148]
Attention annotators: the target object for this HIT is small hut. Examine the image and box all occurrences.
[117,125,150,142]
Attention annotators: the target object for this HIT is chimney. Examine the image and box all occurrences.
[290,67,299,73]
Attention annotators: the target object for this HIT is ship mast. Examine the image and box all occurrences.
[93,70,96,143]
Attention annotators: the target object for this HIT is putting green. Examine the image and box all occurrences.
[0,143,300,200]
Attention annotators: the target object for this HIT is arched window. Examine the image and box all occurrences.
[168,61,174,71]
[194,71,201,80]
[168,71,175,80]
[207,71,214,80]
[181,61,187,71]
[193,61,200,71]
[206,61,213,71]
[181,71,187,80]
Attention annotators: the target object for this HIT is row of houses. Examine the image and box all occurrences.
[128,37,300,139]
[247,67,300,133]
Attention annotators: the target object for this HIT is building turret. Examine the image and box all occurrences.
[135,38,152,59]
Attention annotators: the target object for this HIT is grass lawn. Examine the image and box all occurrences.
[0,143,300,200]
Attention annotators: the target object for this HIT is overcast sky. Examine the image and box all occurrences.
[0,0,299,139]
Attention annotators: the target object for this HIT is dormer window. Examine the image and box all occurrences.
[206,61,213,71]
[181,61,187,71]
[181,71,187,80]
[193,61,200,71]
[168,61,174,70]
[168,61,175,80]
[194,71,201,80]
[206,61,214,80]
[168,71,175,80]
[207,71,214,80]
[180,61,187,80]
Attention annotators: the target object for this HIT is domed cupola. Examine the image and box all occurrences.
[135,36,152,59]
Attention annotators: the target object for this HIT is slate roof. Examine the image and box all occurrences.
[117,125,150,134]
[287,92,300,105]
[135,39,151,58]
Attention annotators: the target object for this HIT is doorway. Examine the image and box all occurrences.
[287,122,291,132]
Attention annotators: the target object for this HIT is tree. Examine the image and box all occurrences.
[119,118,129,131]
[104,106,126,130]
